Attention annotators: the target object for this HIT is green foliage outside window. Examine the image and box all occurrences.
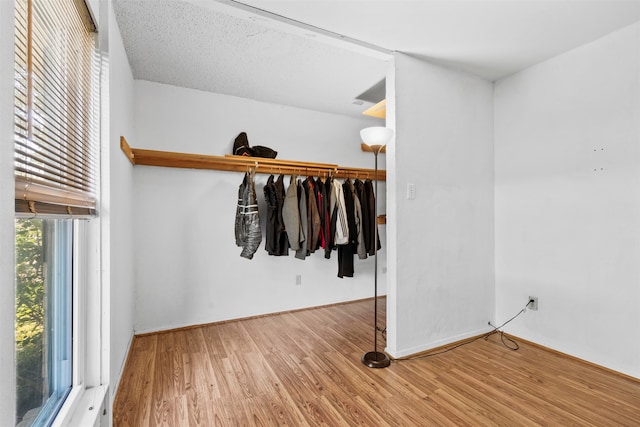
[15,219,45,423]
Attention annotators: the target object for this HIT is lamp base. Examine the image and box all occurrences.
[361,351,391,369]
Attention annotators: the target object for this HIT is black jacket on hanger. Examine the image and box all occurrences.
[235,171,262,259]
[354,179,369,258]
[364,179,382,256]
[264,175,289,256]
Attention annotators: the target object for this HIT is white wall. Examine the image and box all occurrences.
[387,53,495,357]
[105,0,136,408]
[495,22,640,378]
[0,2,16,424]
[132,80,386,333]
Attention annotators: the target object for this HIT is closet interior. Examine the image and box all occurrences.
[121,135,386,278]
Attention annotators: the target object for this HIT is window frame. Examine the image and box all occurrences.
[9,0,105,425]
[49,217,105,427]
[1,1,18,425]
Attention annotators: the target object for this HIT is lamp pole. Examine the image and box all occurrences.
[361,142,390,369]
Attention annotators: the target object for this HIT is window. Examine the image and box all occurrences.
[13,0,98,425]
[15,219,72,425]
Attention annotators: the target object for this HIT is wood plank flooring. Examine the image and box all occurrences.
[113,298,640,426]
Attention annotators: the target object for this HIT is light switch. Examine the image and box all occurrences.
[407,183,416,200]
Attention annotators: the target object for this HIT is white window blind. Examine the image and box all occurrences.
[14,0,99,217]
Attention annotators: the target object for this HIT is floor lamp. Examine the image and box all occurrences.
[360,126,393,369]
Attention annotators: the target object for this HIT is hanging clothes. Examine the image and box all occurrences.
[304,178,321,254]
[313,177,326,252]
[354,179,369,258]
[295,179,308,260]
[263,174,289,256]
[234,175,245,247]
[263,175,277,254]
[349,179,367,260]
[344,180,358,248]
[364,179,382,255]
[283,175,302,251]
[235,171,262,259]
[332,178,349,246]
[328,178,338,259]
[337,179,356,278]
[275,174,290,256]
[323,176,335,259]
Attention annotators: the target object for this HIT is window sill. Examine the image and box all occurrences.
[51,385,107,427]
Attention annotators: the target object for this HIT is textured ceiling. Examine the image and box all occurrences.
[113,0,640,118]
[112,0,389,119]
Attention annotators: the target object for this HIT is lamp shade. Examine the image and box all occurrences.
[360,126,393,148]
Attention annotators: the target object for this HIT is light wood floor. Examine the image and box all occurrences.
[113,298,640,426]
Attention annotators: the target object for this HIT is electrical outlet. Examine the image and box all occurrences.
[528,296,538,311]
[295,275,302,286]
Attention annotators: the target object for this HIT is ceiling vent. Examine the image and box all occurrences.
[355,79,385,104]
[356,79,386,118]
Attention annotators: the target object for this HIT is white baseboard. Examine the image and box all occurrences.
[387,326,494,359]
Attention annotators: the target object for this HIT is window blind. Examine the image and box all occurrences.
[14,0,99,217]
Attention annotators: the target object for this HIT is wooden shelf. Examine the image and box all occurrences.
[360,143,386,153]
[121,137,386,181]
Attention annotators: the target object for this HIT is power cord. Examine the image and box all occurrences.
[393,299,533,362]
[377,326,386,341]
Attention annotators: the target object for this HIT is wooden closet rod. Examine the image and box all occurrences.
[120,137,386,181]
